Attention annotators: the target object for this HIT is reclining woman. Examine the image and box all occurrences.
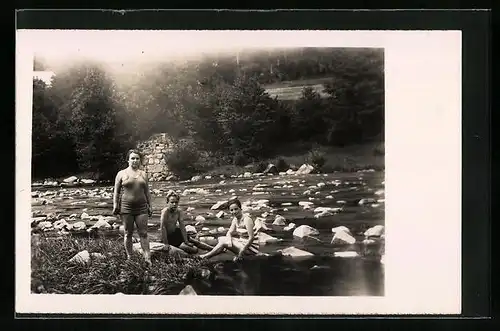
[200,197,260,261]
[160,191,214,255]
[113,149,153,266]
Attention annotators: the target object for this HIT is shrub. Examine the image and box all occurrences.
[254,161,268,173]
[232,152,249,167]
[307,149,326,170]
[164,141,201,179]
[275,158,289,172]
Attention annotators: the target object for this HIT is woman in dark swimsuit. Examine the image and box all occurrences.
[113,149,153,265]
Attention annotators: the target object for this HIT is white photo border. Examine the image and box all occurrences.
[16,29,462,315]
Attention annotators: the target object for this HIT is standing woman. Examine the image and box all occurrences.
[113,149,153,266]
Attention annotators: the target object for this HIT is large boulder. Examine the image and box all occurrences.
[292,225,319,238]
[295,164,314,175]
[330,230,356,245]
[364,225,384,238]
[257,232,281,245]
[263,164,279,175]
[272,215,287,226]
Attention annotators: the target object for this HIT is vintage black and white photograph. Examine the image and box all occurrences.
[17,29,462,315]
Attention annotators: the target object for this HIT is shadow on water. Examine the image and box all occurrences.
[190,253,384,296]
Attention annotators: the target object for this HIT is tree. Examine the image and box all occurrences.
[32,78,79,178]
[321,50,384,145]
[292,86,327,141]
[50,62,133,179]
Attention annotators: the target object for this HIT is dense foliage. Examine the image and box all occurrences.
[32,47,384,179]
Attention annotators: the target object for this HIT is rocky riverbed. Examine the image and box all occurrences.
[31,169,385,296]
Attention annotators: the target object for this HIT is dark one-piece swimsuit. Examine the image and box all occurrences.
[120,172,148,215]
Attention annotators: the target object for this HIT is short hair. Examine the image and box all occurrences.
[166,191,180,202]
[227,197,241,209]
[126,149,143,163]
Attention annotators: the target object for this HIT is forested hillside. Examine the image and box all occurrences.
[32,47,384,180]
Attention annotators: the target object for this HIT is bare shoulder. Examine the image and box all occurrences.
[243,214,254,224]
[115,169,124,180]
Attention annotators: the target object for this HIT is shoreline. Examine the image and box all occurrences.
[32,141,384,187]
[31,166,385,189]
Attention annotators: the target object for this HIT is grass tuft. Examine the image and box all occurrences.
[31,234,210,295]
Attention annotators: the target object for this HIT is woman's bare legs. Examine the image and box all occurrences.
[200,236,239,259]
[122,214,135,259]
[135,214,152,265]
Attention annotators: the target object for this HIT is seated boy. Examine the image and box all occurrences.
[160,191,198,254]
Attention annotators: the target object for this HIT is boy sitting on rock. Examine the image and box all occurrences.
[160,191,198,255]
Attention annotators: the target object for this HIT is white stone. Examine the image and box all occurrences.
[63,176,78,183]
[331,230,356,245]
[314,207,342,214]
[292,225,319,238]
[279,246,314,258]
[334,251,359,258]
[332,226,351,234]
[69,250,90,264]
[257,232,280,245]
[298,201,314,207]
[179,285,197,295]
[364,225,384,237]
[185,225,197,234]
[272,215,287,226]
[195,215,206,223]
[91,219,112,230]
[358,198,377,205]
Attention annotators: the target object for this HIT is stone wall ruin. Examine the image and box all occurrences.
[136,133,174,182]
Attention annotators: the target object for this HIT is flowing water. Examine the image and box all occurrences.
[31,171,385,296]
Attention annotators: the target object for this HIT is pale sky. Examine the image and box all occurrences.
[23,30,393,66]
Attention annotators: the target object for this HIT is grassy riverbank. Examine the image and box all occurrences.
[202,141,384,177]
[34,141,384,183]
[31,234,210,295]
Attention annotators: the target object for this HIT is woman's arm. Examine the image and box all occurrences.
[226,218,237,237]
[239,216,255,256]
[143,171,153,215]
[224,218,237,248]
[112,171,122,214]
[160,208,169,245]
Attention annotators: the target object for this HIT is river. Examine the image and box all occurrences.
[31,171,385,296]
